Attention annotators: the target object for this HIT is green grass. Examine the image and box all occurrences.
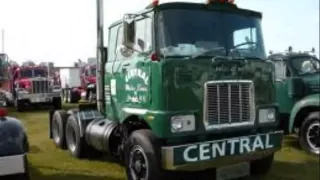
[8,105,320,180]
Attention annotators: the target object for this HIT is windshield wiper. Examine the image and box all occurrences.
[189,47,226,59]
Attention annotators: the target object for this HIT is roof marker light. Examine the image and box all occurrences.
[152,0,159,7]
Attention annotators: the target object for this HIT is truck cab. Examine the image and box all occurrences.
[81,64,97,102]
[49,1,284,179]
[268,48,320,155]
[11,61,62,111]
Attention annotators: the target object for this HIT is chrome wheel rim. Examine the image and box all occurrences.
[52,120,60,143]
[306,121,320,154]
[129,145,149,180]
[66,125,76,152]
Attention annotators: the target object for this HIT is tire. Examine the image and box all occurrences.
[124,129,165,180]
[15,99,24,112]
[299,111,320,155]
[65,115,91,158]
[70,90,80,104]
[250,154,274,177]
[53,97,62,110]
[63,89,68,103]
[88,91,94,103]
[51,110,68,149]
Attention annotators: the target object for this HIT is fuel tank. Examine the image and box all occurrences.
[85,118,117,152]
[0,116,28,156]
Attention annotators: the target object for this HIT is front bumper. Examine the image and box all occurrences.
[17,92,60,103]
[0,154,27,176]
[161,130,283,171]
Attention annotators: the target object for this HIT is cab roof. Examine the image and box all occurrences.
[108,2,262,28]
[268,52,318,62]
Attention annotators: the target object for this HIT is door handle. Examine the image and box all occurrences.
[122,63,130,67]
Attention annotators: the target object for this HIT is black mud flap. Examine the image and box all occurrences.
[49,109,55,139]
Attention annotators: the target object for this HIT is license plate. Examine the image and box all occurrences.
[216,162,250,180]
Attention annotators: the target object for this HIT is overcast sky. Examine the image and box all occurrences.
[0,0,319,66]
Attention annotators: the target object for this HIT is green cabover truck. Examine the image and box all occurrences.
[49,0,284,179]
[268,47,320,155]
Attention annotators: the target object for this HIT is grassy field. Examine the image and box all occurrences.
[8,105,320,180]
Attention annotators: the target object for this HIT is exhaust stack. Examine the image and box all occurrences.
[96,0,105,113]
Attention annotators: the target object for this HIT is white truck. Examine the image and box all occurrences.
[59,67,82,103]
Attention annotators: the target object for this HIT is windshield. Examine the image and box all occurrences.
[291,56,320,75]
[20,69,33,78]
[157,9,266,59]
[20,68,47,78]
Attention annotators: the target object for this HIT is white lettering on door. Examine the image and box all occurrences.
[110,79,116,95]
[183,145,198,162]
[199,144,210,161]
[252,136,264,151]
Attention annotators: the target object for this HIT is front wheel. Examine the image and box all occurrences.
[299,111,320,155]
[124,129,165,180]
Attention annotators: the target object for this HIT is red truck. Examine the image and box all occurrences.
[2,60,62,111]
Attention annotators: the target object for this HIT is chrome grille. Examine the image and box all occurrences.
[32,80,49,93]
[204,80,255,128]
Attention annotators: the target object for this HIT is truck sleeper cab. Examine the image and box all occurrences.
[268,49,320,155]
[49,1,284,180]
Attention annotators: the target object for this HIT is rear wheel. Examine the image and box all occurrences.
[51,110,68,149]
[53,97,62,110]
[299,111,320,155]
[63,89,69,103]
[65,115,93,158]
[15,99,24,112]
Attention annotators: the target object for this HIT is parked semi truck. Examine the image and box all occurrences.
[49,0,284,179]
[268,47,320,155]
[0,59,62,111]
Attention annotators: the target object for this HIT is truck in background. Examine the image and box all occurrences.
[0,58,62,111]
[60,67,82,103]
[78,58,97,102]
[268,47,320,155]
[49,0,284,180]
[60,58,97,104]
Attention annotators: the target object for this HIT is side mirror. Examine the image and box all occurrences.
[122,14,135,47]
[288,77,305,98]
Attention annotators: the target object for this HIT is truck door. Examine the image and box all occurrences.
[274,60,294,114]
[105,13,153,121]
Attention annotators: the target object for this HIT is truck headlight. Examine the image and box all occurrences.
[88,84,95,88]
[171,115,195,133]
[17,88,29,94]
[259,108,276,123]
